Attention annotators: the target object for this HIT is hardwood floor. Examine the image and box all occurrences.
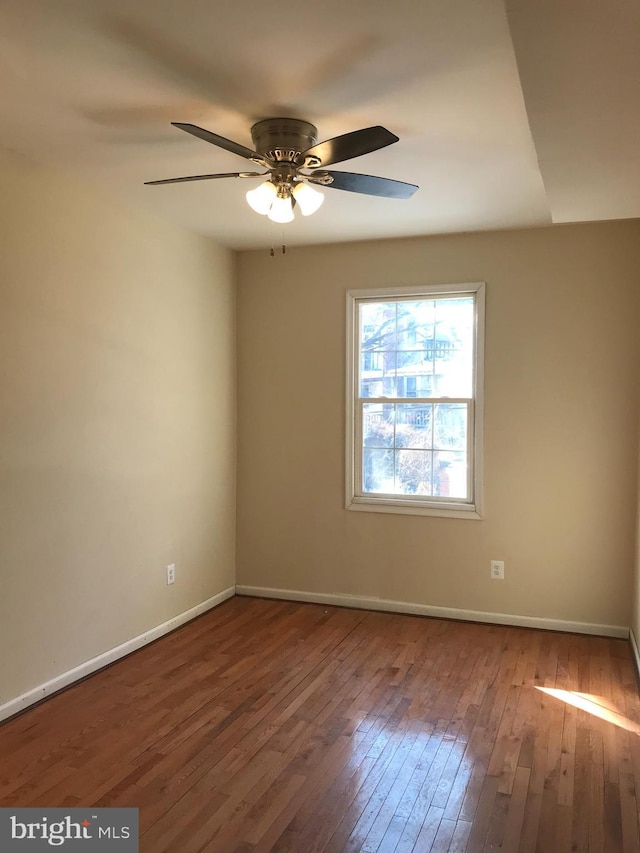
[1,596,640,852]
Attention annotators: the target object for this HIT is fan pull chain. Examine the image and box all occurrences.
[268,227,287,257]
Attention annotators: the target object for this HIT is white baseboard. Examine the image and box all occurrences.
[0,586,235,724]
[235,585,629,639]
[630,628,640,682]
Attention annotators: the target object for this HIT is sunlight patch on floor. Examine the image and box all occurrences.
[535,687,640,734]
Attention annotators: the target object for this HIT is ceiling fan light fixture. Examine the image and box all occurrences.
[267,192,295,224]
[246,180,277,215]
[292,181,324,216]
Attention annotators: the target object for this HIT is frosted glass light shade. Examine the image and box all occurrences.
[292,182,324,216]
[246,181,277,215]
[268,194,295,223]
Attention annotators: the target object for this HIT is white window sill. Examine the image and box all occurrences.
[347,497,483,520]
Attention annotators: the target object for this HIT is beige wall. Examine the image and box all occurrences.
[237,221,640,629]
[633,434,640,644]
[0,151,236,704]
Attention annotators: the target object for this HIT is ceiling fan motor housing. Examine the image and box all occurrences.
[250,118,319,164]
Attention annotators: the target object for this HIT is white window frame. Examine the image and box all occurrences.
[346,282,485,519]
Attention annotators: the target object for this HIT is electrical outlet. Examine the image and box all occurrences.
[490,560,505,580]
[167,563,176,585]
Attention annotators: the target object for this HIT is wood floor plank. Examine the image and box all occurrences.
[500,764,530,851]
[463,775,500,851]
[570,726,591,853]
[1,597,639,853]
[410,804,445,851]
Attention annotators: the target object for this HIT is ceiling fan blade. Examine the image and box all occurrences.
[301,126,398,167]
[317,171,418,199]
[145,171,265,186]
[172,123,268,165]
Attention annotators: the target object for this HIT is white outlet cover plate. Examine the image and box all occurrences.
[490,560,505,579]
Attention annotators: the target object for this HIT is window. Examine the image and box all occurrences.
[346,282,485,518]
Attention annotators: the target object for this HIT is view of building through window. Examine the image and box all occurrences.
[358,296,475,500]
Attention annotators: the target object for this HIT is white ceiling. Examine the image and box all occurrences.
[0,0,637,249]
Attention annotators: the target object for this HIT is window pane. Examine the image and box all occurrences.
[432,297,474,397]
[395,404,433,448]
[397,350,434,397]
[360,297,474,401]
[395,449,433,494]
[397,301,435,350]
[433,404,467,451]
[360,302,398,394]
[434,450,467,499]
[363,448,394,493]
[360,302,397,351]
[363,404,395,447]
[360,352,397,397]
[415,372,435,396]
[360,401,470,498]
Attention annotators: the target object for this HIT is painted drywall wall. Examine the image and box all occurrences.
[633,433,640,649]
[0,150,236,705]
[236,221,640,629]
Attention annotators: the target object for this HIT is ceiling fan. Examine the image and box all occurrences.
[145,118,418,223]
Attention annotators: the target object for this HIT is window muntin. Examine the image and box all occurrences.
[347,284,484,518]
